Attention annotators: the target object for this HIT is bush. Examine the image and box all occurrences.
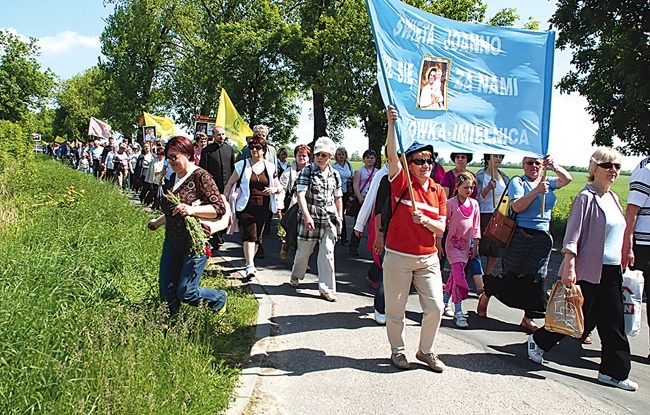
[0,120,33,172]
[0,159,257,414]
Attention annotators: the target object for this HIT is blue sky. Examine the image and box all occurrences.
[0,0,640,168]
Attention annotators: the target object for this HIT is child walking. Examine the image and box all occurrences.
[440,172,481,328]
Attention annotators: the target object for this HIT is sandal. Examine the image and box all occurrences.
[582,333,593,344]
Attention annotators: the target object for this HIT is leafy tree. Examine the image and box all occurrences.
[100,0,179,137]
[53,67,109,141]
[0,30,55,123]
[173,0,302,144]
[551,0,650,155]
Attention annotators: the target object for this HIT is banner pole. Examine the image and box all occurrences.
[400,152,417,211]
[540,166,547,216]
[491,156,496,208]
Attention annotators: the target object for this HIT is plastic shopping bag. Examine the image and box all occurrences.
[545,281,585,338]
[623,269,644,337]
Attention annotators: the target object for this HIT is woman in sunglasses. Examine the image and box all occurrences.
[224,135,282,279]
[527,148,638,391]
[479,154,572,334]
[382,105,448,372]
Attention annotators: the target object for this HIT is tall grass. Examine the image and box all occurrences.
[0,157,257,414]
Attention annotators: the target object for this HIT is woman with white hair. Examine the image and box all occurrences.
[289,136,343,302]
[527,147,637,391]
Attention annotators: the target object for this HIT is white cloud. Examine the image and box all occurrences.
[37,30,100,54]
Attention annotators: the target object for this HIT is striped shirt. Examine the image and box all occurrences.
[628,156,650,246]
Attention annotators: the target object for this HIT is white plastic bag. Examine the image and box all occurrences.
[622,269,644,337]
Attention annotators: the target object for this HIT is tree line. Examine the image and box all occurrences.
[1,0,647,156]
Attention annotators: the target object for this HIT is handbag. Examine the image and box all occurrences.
[484,177,517,248]
[279,203,299,248]
[226,160,246,235]
[345,195,362,217]
[545,281,585,338]
[345,168,375,217]
[193,194,231,235]
[622,268,644,336]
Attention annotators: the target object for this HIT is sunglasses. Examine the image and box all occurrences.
[597,162,621,170]
[250,145,263,151]
[410,158,435,166]
[314,153,330,158]
[166,153,181,162]
[525,161,541,166]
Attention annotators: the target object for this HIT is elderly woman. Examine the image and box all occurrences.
[331,147,355,245]
[476,154,510,277]
[147,135,227,315]
[289,137,343,302]
[278,144,312,260]
[224,135,281,279]
[479,154,572,333]
[383,105,447,372]
[349,149,380,256]
[527,148,637,391]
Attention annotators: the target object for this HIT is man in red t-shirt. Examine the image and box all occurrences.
[383,105,447,373]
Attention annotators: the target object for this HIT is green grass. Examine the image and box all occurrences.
[0,157,258,414]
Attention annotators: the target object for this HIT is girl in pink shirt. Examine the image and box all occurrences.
[440,172,481,328]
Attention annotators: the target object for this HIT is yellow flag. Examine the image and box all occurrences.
[54,135,65,143]
[216,89,253,150]
[143,112,175,137]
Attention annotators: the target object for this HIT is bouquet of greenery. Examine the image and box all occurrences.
[166,191,209,256]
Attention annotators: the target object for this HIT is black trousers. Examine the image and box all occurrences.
[533,265,631,380]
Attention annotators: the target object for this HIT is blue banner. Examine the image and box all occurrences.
[366,0,555,158]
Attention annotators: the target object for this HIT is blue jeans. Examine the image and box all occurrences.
[159,239,227,315]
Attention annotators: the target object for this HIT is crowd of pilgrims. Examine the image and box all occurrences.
[46,110,645,391]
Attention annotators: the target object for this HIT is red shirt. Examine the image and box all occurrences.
[386,168,447,256]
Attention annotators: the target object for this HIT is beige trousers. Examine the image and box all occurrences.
[383,250,444,355]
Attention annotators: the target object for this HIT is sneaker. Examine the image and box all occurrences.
[527,334,544,364]
[597,373,638,391]
[245,265,257,279]
[279,243,289,261]
[454,312,469,328]
[374,310,386,325]
[391,352,410,370]
[415,350,445,373]
[443,303,454,318]
[289,275,299,288]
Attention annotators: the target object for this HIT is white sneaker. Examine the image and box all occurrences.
[454,312,469,328]
[245,265,257,278]
[597,373,638,391]
[374,310,386,325]
[527,334,544,364]
[443,303,454,318]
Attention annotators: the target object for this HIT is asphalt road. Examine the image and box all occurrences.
[218,218,650,415]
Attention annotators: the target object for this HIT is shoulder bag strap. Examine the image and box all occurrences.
[236,159,246,189]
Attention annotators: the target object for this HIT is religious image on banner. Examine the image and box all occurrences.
[143,126,157,142]
[416,57,451,110]
[195,121,208,135]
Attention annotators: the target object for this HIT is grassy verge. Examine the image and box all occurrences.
[0,157,257,414]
